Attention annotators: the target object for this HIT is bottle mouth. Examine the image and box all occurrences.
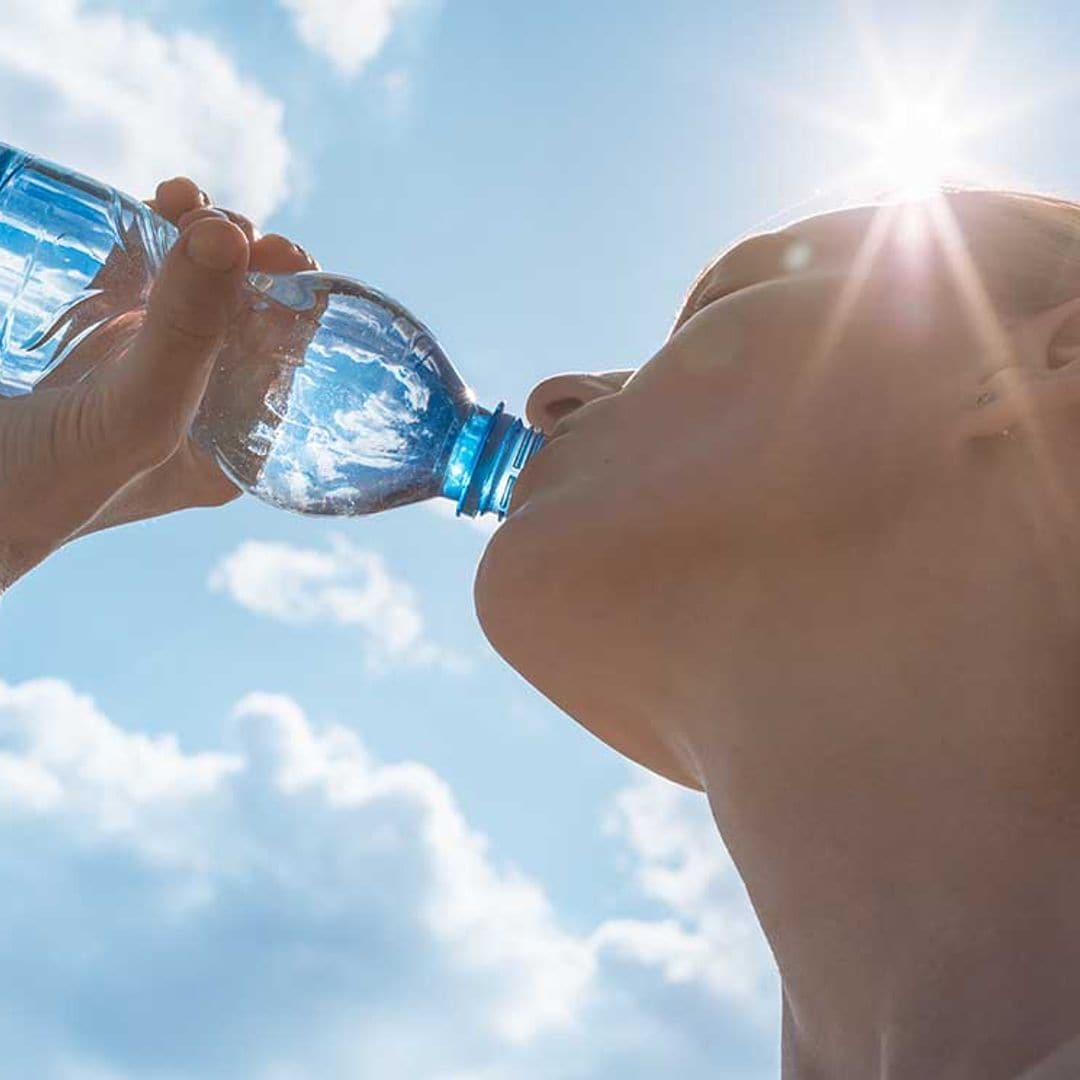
[487,420,546,518]
[442,404,546,519]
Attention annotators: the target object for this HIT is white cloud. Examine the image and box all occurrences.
[0,750,63,813]
[233,691,594,1043]
[208,534,465,671]
[0,679,778,1078]
[595,773,779,1023]
[0,0,290,220]
[279,0,418,78]
[0,679,242,869]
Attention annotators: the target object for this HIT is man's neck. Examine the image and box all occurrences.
[777,831,1080,1079]
[642,552,1080,1079]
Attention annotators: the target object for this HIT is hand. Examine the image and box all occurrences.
[0,177,317,592]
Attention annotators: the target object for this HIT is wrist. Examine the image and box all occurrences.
[0,538,52,593]
[0,509,62,593]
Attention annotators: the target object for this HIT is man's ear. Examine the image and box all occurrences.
[1048,297,1080,371]
[955,296,1080,442]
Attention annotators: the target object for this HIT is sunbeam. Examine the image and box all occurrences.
[923,195,1013,375]
[806,201,898,384]
[927,194,1080,608]
[769,202,901,455]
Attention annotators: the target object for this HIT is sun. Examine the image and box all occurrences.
[750,7,1076,214]
[867,98,966,198]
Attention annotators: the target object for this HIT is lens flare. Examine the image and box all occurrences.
[868,99,964,198]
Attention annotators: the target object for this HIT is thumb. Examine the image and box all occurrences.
[109,216,249,465]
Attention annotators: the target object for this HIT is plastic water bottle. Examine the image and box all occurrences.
[0,142,545,519]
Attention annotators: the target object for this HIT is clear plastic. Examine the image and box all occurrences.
[0,142,544,519]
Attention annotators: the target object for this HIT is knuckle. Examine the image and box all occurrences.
[124,412,183,470]
[54,385,123,469]
[159,295,223,346]
[102,389,184,469]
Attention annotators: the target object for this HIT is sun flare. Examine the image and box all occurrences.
[867,99,965,198]
[760,7,1080,605]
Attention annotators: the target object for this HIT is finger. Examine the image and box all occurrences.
[108,217,249,466]
[179,205,258,245]
[150,177,209,223]
[177,206,230,232]
[251,233,319,272]
[220,209,259,245]
[294,240,319,270]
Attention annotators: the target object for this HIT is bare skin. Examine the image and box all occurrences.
[476,204,1080,1078]
[0,177,316,589]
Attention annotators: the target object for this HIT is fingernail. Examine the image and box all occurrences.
[186,220,244,271]
[199,189,211,207]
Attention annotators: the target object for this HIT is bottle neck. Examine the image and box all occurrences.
[442,404,546,519]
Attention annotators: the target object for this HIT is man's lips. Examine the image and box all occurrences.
[508,428,571,513]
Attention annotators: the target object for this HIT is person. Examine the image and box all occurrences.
[3,180,1080,1079]
[476,192,1080,1079]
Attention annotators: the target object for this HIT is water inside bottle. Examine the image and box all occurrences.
[196,270,477,516]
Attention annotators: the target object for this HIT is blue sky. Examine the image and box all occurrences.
[2,1,1080,1077]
